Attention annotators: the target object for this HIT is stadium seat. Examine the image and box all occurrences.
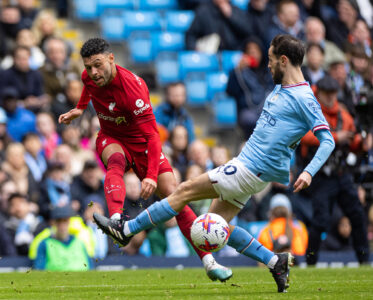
[74,0,98,20]
[139,0,178,11]
[123,11,162,39]
[97,0,134,13]
[212,94,237,127]
[231,0,250,10]
[128,32,153,64]
[179,51,219,80]
[164,11,195,32]
[185,73,208,107]
[220,50,243,73]
[100,10,126,41]
[155,52,180,85]
[152,32,185,56]
[207,72,228,100]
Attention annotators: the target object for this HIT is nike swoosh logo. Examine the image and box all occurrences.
[107,189,120,194]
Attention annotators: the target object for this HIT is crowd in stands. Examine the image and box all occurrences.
[0,0,372,271]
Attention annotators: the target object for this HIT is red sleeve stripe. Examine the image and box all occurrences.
[312,124,330,133]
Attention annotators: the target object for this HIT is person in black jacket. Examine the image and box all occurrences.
[185,0,252,51]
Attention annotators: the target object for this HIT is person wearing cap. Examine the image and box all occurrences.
[33,204,92,271]
[299,74,371,265]
[258,193,308,256]
[1,86,37,142]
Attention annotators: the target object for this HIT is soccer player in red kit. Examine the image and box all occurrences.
[58,38,232,281]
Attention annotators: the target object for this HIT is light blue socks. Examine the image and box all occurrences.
[228,226,275,265]
[126,198,177,235]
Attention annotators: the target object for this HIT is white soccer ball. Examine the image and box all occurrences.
[190,213,230,252]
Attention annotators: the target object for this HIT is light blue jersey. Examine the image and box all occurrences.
[237,82,329,185]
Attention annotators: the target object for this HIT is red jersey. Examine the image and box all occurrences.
[76,65,161,181]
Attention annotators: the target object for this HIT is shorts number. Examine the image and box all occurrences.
[223,165,237,175]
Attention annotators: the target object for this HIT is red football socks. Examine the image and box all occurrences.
[176,205,210,259]
[104,152,126,217]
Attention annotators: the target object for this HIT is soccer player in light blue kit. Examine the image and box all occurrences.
[94,35,335,292]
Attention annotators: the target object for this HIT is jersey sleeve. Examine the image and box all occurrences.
[298,95,330,133]
[76,85,90,109]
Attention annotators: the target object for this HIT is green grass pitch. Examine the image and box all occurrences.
[0,266,372,299]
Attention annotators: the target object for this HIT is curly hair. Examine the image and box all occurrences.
[271,34,305,67]
[80,38,111,58]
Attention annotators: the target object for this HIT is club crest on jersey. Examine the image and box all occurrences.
[115,116,126,125]
[136,99,144,108]
[109,102,116,112]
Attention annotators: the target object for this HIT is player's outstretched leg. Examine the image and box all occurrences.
[228,226,294,292]
[93,212,132,246]
[176,205,232,282]
[270,253,295,293]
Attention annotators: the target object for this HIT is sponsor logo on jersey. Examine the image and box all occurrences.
[135,99,144,108]
[98,112,127,125]
[133,103,150,115]
[109,102,116,112]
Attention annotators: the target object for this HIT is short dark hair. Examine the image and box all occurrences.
[80,38,111,58]
[306,42,324,55]
[13,45,31,57]
[8,192,28,204]
[271,34,305,66]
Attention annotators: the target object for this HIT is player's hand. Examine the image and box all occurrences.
[58,108,84,124]
[293,171,312,193]
[141,178,157,200]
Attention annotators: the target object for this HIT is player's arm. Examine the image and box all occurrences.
[58,85,90,124]
[293,129,335,193]
[137,119,162,200]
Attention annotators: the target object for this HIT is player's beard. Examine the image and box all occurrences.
[272,62,284,84]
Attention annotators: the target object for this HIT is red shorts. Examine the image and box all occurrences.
[96,131,173,180]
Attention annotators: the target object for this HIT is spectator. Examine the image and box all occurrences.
[211,145,230,168]
[304,17,346,69]
[324,0,360,50]
[328,59,356,117]
[300,75,371,265]
[70,160,105,215]
[38,161,72,221]
[39,37,80,100]
[18,0,39,29]
[347,19,372,58]
[155,82,195,142]
[36,111,61,160]
[31,9,59,49]
[346,44,370,105]
[33,204,92,270]
[257,194,308,256]
[60,125,95,175]
[0,180,17,217]
[0,5,22,40]
[322,215,354,251]
[22,133,47,183]
[83,201,108,259]
[0,46,47,112]
[1,87,37,142]
[16,29,45,69]
[187,139,214,171]
[246,0,274,46]
[301,43,326,86]
[6,193,45,255]
[266,0,305,46]
[185,0,252,51]
[1,143,38,201]
[0,107,12,162]
[226,37,273,138]
[52,144,75,182]
[0,222,17,256]
[163,125,189,179]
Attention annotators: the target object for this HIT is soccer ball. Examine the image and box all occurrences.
[190,213,230,252]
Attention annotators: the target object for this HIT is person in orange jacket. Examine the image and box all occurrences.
[299,75,371,265]
[258,194,308,256]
